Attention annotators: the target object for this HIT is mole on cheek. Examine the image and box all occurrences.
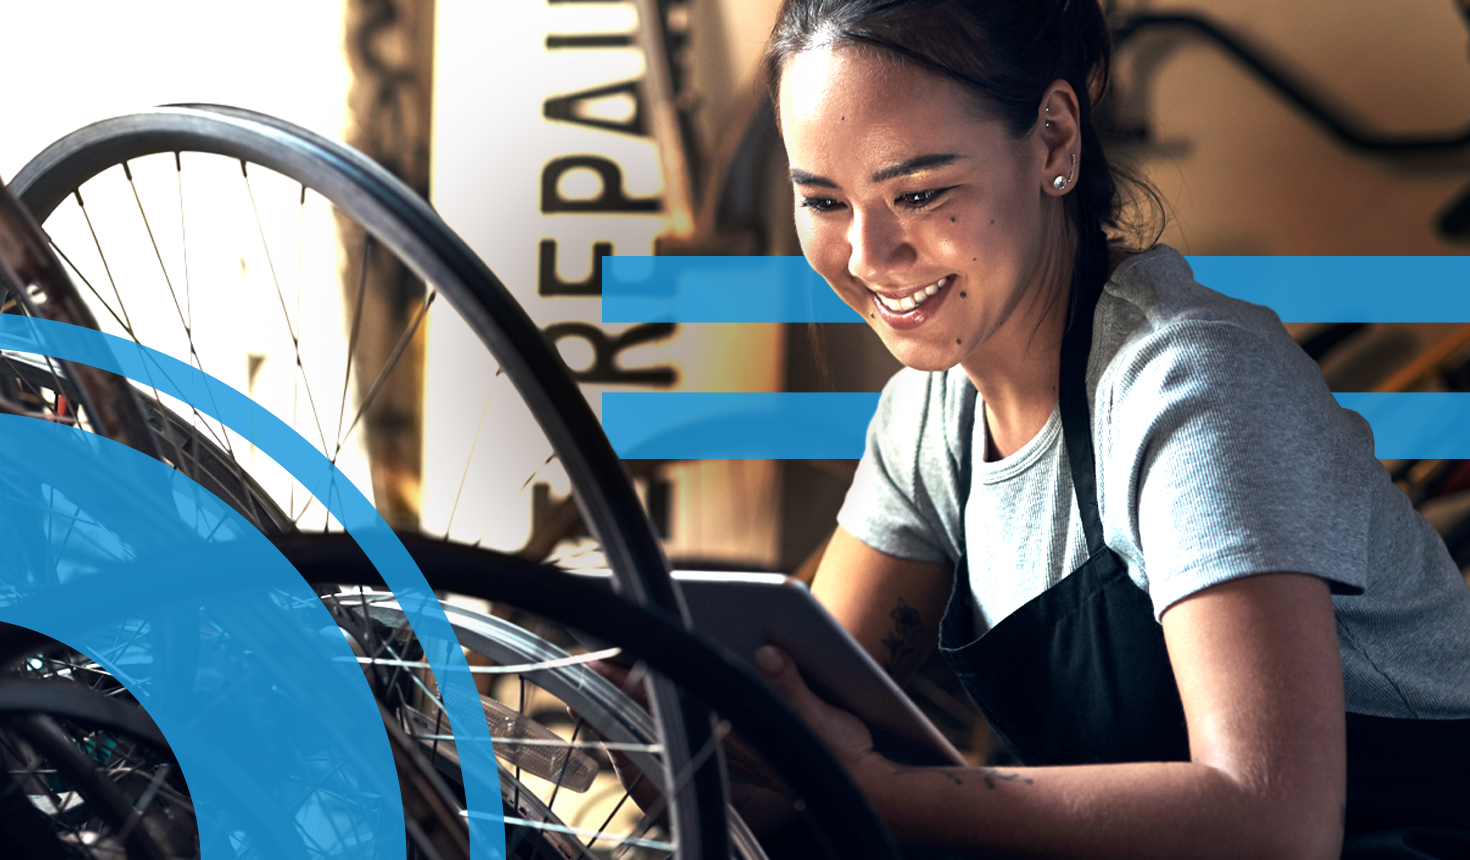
[960,292,967,298]
[990,219,995,224]
[956,339,962,344]
[950,217,956,223]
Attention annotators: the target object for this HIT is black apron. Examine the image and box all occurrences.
[934,280,1470,858]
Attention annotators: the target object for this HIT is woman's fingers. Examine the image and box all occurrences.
[754,645,877,767]
[587,658,651,709]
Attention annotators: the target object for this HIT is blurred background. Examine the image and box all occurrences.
[3,0,1470,576]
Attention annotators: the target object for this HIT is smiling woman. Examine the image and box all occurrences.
[779,47,1076,378]
[753,1,1470,859]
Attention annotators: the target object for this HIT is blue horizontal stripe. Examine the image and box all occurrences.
[603,393,881,459]
[602,392,1470,460]
[603,256,859,323]
[602,255,1470,323]
[1189,257,1470,323]
[1334,393,1470,459]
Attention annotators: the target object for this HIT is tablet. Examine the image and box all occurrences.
[572,569,968,767]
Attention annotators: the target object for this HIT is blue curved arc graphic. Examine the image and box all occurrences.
[0,316,504,858]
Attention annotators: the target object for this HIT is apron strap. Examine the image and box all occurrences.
[1058,269,1107,558]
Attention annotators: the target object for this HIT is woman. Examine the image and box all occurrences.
[751,0,1470,857]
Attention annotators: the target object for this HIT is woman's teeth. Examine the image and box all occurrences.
[879,277,947,312]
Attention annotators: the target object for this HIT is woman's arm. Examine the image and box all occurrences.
[810,526,953,685]
[764,570,1347,860]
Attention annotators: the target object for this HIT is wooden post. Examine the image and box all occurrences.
[341,0,436,529]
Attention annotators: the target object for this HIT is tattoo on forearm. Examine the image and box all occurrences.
[892,766,1034,789]
[880,598,923,673]
[981,767,1033,789]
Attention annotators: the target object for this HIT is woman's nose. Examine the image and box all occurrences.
[847,209,913,286]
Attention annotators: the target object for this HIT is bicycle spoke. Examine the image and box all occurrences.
[72,188,133,335]
[331,289,436,462]
[443,377,501,541]
[176,152,192,333]
[546,716,585,812]
[241,160,328,454]
[348,646,623,676]
[612,719,731,860]
[122,161,197,370]
[335,234,373,449]
[496,815,674,853]
[113,762,170,843]
[473,453,557,550]
[585,771,644,849]
[47,239,129,335]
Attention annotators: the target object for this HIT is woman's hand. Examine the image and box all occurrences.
[752,645,888,780]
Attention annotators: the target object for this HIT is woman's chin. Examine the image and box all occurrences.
[887,342,964,374]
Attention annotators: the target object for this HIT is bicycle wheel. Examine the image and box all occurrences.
[7,105,715,856]
[283,532,900,860]
[0,172,470,860]
[316,583,770,860]
[0,676,195,860]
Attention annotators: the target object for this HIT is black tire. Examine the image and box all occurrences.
[285,532,901,860]
[7,105,716,857]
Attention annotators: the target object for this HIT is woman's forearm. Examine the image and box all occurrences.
[810,527,952,684]
[858,755,1343,860]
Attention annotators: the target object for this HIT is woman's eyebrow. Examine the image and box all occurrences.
[871,153,963,183]
[790,168,837,188]
[789,153,964,188]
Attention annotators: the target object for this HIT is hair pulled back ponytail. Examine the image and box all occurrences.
[764,0,1160,323]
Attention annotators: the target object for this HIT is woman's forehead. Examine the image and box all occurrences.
[779,45,1008,174]
[780,45,924,123]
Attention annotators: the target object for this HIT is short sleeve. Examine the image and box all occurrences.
[1105,319,1375,618]
[836,369,970,565]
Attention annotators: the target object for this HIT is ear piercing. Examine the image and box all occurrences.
[1044,107,1074,190]
[1052,152,1076,191]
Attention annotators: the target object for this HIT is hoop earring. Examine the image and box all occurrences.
[1052,152,1076,191]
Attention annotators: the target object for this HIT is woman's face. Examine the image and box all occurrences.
[779,45,1067,374]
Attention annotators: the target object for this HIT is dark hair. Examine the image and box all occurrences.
[764,0,1162,328]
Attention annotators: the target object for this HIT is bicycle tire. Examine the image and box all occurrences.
[330,588,771,860]
[282,531,902,860]
[0,677,195,860]
[8,105,723,857]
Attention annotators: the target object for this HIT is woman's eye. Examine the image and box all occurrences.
[800,197,843,213]
[898,188,945,209]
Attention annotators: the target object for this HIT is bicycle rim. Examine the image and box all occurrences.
[8,105,724,858]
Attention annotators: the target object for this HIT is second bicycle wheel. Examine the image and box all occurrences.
[8,104,724,857]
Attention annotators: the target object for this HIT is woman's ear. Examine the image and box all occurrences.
[1037,81,1081,197]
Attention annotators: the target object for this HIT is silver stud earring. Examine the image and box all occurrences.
[1052,152,1076,191]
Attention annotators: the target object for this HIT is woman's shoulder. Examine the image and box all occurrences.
[1102,245,1288,341]
[1094,245,1315,394]
[871,365,978,464]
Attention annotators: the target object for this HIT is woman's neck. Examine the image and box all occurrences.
[966,244,1137,461]
[962,264,1070,462]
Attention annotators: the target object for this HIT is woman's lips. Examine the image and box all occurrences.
[868,275,954,331]
[873,276,948,312]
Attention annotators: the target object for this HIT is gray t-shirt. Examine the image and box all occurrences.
[838,246,1470,720]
